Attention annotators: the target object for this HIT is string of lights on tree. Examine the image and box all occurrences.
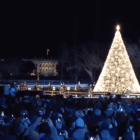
[94,25,140,94]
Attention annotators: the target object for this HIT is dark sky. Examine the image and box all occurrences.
[1,0,140,59]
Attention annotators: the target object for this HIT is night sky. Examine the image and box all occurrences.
[1,1,140,59]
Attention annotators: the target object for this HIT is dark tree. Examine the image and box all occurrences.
[21,61,36,75]
[0,57,22,79]
[77,43,103,83]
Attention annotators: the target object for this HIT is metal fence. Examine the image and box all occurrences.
[1,80,76,85]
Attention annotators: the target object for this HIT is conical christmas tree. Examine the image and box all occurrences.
[94,25,140,94]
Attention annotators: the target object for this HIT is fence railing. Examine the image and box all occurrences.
[1,80,77,85]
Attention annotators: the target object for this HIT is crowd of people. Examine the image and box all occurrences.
[0,85,140,140]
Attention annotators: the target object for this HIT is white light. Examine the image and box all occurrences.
[74,87,77,90]
[116,25,120,31]
[52,87,56,90]
[67,87,70,90]
[87,94,91,97]
[28,88,31,90]
[113,95,116,98]
[90,137,93,140]
[127,95,130,98]
[1,112,4,117]
[75,94,77,97]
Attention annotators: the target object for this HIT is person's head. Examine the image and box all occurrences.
[94,109,101,116]
[39,108,45,116]
[37,99,42,106]
[12,83,16,88]
[124,100,129,106]
[75,118,84,128]
[75,110,84,118]
[20,110,29,118]
[131,101,136,105]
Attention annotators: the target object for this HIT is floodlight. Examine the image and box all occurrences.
[113,94,116,98]
[52,87,56,90]
[87,94,91,97]
[75,94,78,97]
[67,87,70,91]
[127,95,130,98]
[137,95,140,99]
[100,95,104,98]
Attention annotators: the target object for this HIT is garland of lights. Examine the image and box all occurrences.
[94,25,140,94]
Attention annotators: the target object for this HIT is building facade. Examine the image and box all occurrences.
[22,58,58,76]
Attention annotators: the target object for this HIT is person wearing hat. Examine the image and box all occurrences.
[130,101,138,112]
[69,118,86,140]
[104,104,114,118]
[123,100,135,115]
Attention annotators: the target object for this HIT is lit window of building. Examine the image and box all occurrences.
[22,58,58,76]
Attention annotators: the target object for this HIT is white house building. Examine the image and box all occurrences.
[22,58,58,76]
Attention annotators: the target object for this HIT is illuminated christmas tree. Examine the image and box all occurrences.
[94,25,140,94]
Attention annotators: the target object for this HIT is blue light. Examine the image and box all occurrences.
[113,95,116,98]
[87,94,91,97]
[137,95,140,98]
[127,95,130,98]
[75,94,77,97]
[100,95,104,97]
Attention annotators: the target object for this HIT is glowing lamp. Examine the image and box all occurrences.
[100,95,104,98]
[67,87,70,90]
[87,94,91,97]
[52,87,56,90]
[127,95,130,98]
[1,112,4,117]
[28,88,31,90]
[113,94,116,98]
[75,94,78,97]
[136,95,140,99]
